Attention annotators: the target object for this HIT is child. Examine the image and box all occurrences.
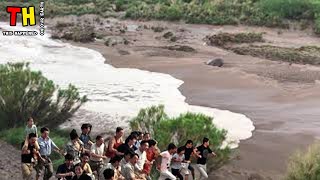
[23,117,40,154]
[24,117,37,137]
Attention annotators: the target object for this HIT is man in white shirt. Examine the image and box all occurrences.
[90,135,107,179]
[135,140,149,171]
[158,143,177,180]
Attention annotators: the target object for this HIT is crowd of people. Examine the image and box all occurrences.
[21,117,216,180]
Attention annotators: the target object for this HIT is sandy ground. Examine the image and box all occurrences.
[2,15,320,179]
[0,140,24,179]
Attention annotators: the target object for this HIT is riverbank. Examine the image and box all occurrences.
[56,15,320,179]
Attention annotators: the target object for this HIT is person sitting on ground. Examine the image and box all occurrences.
[157,143,177,180]
[143,139,160,179]
[171,146,189,180]
[184,140,199,180]
[79,123,93,151]
[100,155,124,180]
[196,137,217,179]
[103,169,115,180]
[120,150,135,173]
[21,133,40,180]
[122,153,146,180]
[117,134,138,155]
[56,154,75,180]
[72,163,92,180]
[90,135,107,179]
[106,127,124,159]
[65,129,84,165]
[80,152,92,175]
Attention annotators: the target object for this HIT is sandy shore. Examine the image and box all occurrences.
[62,16,320,179]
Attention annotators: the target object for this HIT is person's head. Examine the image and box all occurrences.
[131,131,142,140]
[124,150,134,162]
[70,129,79,141]
[143,132,151,140]
[167,143,177,155]
[109,155,122,168]
[81,152,90,163]
[177,146,185,155]
[103,168,115,180]
[81,124,91,134]
[74,163,84,176]
[129,153,139,165]
[40,127,49,139]
[203,137,209,147]
[125,134,137,146]
[65,154,74,166]
[115,127,124,138]
[27,117,34,126]
[148,139,157,149]
[28,133,37,145]
[139,140,149,152]
[96,135,104,146]
[185,140,193,148]
[138,132,144,140]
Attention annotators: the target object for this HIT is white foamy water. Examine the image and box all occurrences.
[0,23,254,148]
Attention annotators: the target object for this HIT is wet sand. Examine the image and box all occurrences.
[66,17,320,179]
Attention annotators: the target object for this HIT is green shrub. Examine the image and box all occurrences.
[285,143,320,180]
[130,105,231,170]
[0,127,24,146]
[205,32,264,47]
[231,45,320,65]
[0,63,87,129]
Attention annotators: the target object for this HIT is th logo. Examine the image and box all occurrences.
[6,6,36,26]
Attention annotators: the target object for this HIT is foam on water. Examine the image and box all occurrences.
[0,23,254,148]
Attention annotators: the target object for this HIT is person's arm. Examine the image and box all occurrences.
[55,166,75,178]
[90,147,107,159]
[51,140,61,154]
[55,171,75,178]
[88,136,93,145]
[129,167,136,180]
[171,154,181,162]
[108,137,123,155]
[155,155,162,170]
[34,126,38,137]
[193,147,201,158]
[21,145,30,154]
[22,136,29,152]
[209,148,216,157]
[86,163,93,174]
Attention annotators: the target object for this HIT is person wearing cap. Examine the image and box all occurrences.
[64,129,84,165]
